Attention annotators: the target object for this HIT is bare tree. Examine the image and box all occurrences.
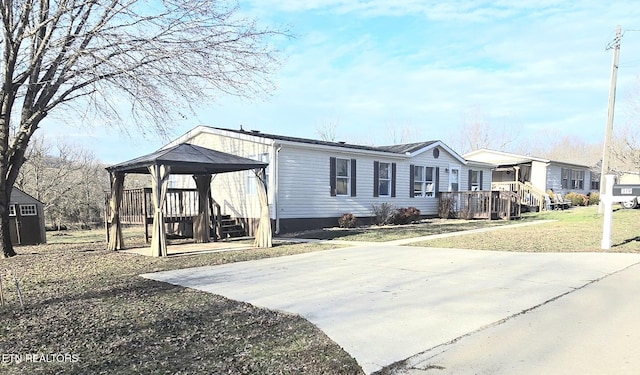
[0,0,284,257]
[452,106,518,154]
[525,135,602,167]
[611,78,640,174]
[386,121,421,144]
[15,136,108,229]
[316,120,339,142]
[610,125,640,173]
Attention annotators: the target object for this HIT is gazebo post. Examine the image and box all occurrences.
[107,172,125,251]
[148,164,171,257]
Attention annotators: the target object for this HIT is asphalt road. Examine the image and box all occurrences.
[387,261,640,374]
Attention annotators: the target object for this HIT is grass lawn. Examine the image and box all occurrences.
[411,205,640,252]
[0,236,363,375]
[2,206,638,374]
[281,219,513,242]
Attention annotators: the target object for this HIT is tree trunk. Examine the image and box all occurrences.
[0,187,16,258]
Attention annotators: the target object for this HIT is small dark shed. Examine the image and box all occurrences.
[9,188,46,245]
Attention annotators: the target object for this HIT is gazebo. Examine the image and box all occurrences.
[105,143,271,257]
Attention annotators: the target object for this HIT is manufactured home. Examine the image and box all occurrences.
[165,126,495,234]
[464,149,599,210]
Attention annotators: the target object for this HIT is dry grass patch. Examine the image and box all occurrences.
[411,206,640,253]
[0,241,363,375]
[282,219,513,242]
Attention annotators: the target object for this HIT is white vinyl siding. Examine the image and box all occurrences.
[172,132,273,220]
[246,153,269,195]
[170,129,493,220]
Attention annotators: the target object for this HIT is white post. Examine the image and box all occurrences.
[601,175,616,250]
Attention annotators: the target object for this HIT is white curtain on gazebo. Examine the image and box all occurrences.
[254,168,272,248]
[107,172,125,250]
[149,164,171,257]
[192,174,212,243]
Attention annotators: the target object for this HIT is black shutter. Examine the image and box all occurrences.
[409,165,415,198]
[479,171,484,191]
[351,159,357,197]
[391,163,396,197]
[330,157,336,196]
[434,167,440,197]
[373,161,379,197]
[468,169,473,191]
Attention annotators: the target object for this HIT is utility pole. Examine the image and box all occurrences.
[599,25,622,214]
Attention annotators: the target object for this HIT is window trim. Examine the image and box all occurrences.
[374,161,396,198]
[335,158,351,196]
[561,167,585,190]
[468,170,483,191]
[379,162,391,197]
[330,157,357,197]
[411,165,436,197]
[19,204,37,216]
[9,204,15,217]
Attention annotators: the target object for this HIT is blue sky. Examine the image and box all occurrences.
[40,0,640,164]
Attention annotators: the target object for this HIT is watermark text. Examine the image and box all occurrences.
[1,353,79,364]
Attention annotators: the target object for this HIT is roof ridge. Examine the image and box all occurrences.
[209,126,439,154]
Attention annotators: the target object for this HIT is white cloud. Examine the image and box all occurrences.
[36,0,640,163]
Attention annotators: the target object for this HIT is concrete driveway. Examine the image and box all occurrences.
[141,245,640,374]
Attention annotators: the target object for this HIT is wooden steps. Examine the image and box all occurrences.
[212,215,246,238]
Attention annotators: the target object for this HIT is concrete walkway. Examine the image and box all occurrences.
[141,236,640,374]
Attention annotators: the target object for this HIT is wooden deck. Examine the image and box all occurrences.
[105,188,239,243]
[439,191,521,220]
[492,181,547,212]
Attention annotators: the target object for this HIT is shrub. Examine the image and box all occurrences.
[565,192,589,206]
[338,213,357,228]
[391,207,421,225]
[588,192,600,205]
[371,203,395,225]
[438,196,456,218]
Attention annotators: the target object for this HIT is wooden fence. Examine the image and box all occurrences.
[439,191,521,220]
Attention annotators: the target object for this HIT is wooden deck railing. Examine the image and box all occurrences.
[105,188,200,224]
[491,181,547,211]
[439,191,521,220]
[105,188,207,242]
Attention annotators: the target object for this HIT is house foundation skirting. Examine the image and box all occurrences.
[240,217,355,235]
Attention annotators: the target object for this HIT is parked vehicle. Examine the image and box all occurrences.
[620,197,639,209]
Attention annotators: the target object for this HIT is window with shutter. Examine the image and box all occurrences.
[331,157,356,196]
[413,165,436,197]
[378,162,392,197]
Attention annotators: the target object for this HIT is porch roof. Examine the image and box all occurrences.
[105,143,268,175]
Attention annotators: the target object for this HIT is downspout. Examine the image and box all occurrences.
[273,143,282,234]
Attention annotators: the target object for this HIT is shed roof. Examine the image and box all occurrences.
[105,143,268,175]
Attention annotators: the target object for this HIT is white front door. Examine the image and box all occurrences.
[449,166,460,192]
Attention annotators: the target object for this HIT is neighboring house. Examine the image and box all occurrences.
[9,187,46,245]
[167,126,495,234]
[464,149,599,210]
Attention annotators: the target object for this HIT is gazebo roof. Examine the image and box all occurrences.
[106,143,268,175]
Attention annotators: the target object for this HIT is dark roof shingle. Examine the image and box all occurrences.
[213,127,438,155]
